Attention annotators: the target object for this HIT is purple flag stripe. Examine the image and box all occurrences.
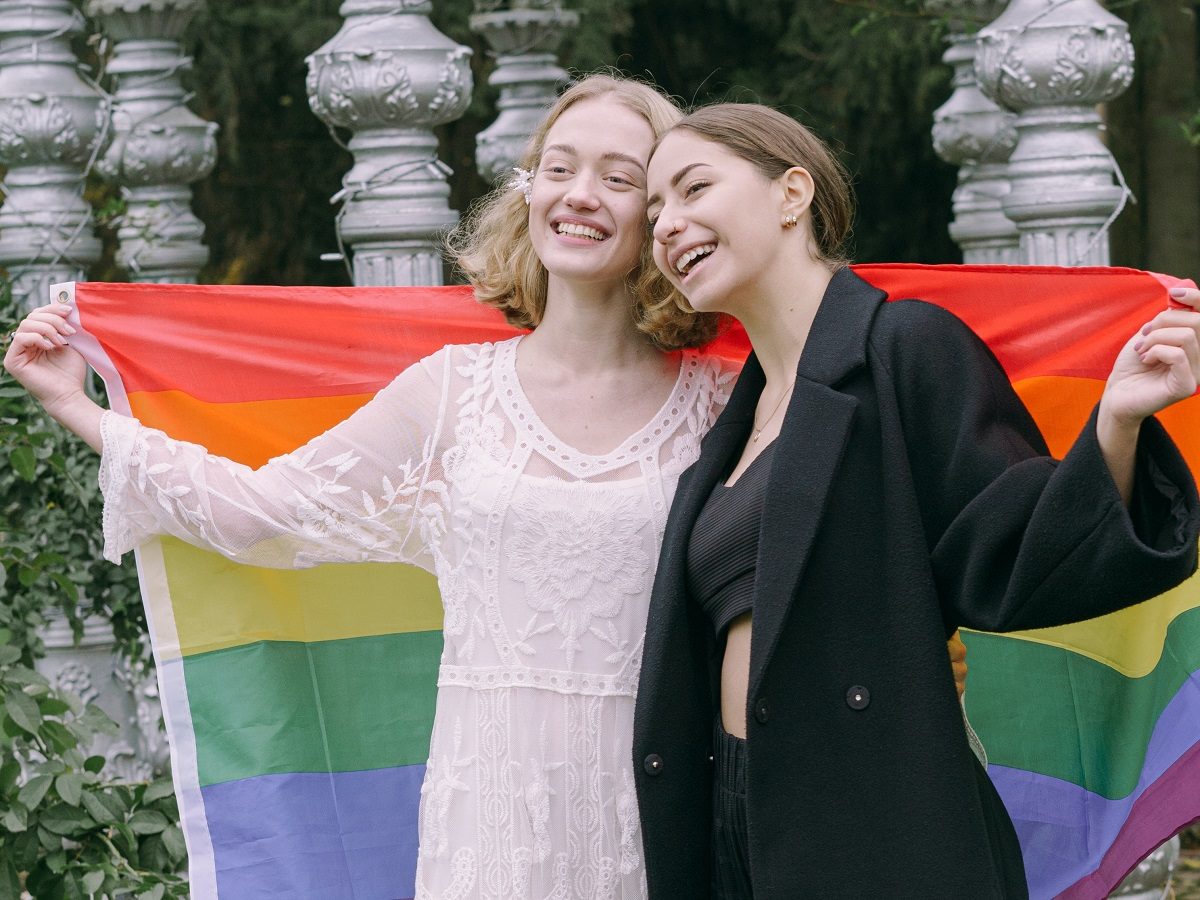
[1057,742,1200,898]
[988,670,1200,898]
[202,765,425,900]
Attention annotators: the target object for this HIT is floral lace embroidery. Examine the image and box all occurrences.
[508,489,650,669]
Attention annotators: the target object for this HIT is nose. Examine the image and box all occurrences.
[653,215,683,245]
[563,177,600,211]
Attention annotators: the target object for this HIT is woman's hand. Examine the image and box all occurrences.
[1102,287,1200,426]
[1098,286,1200,505]
[947,630,967,701]
[4,302,103,451]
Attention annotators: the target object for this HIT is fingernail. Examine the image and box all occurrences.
[1142,324,1151,335]
[1134,340,1144,352]
[1170,288,1188,298]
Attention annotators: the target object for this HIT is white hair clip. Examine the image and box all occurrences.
[510,167,533,205]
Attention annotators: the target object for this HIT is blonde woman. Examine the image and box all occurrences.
[7,74,730,899]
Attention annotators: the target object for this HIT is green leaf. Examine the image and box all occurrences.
[42,720,77,753]
[80,789,122,825]
[137,884,166,900]
[0,758,19,792]
[12,828,39,868]
[17,773,52,808]
[3,689,39,735]
[37,823,60,851]
[161,823,187,861]
[0,644,20,666]
[9,446,35,482]
[142,779,176,804]
[54,771,82,806]
[48,573,78,604]
[38,697,70,716]
[44,848,67,873]
[128,808,169,835]
[82,754,105,774]
[111,822,136,857]
[0,804,27,833]
[81,870,105,895]
[38,802,95,835]
[0,859,20,900]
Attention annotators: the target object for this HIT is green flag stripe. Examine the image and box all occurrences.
[963,606,1200,800]
[184,632,442,786]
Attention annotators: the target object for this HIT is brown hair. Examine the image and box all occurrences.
[446,73,722,351]
[669,103,855,269]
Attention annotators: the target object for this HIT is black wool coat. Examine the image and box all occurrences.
[632,268,1200,899]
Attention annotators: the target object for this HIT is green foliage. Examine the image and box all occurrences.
[0,639,186,899]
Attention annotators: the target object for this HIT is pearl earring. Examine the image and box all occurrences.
[782,213,798,229]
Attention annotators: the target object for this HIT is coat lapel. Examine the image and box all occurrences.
[748,268,887,699]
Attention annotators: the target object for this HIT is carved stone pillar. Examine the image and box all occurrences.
[0,0,106,310]
[35,612,167,782]
[306,0,473,286]
[975,0,1134,266]
[469,0,577,183]
[927,0,1019,263]
[87,0,218,283]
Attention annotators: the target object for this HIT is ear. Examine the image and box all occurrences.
[779,166,815,218]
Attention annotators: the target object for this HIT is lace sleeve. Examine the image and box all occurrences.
[98,349,451,571]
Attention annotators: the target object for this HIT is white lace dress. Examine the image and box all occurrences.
[99,336,734,900]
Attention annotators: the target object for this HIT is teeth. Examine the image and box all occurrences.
[676,244,716,275]
[556,222,607,241]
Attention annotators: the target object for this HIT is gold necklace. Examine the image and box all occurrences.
[751,379,796,442]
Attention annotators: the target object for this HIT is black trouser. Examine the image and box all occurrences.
[711,720,753,899]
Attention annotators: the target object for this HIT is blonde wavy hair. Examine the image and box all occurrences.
[446,73,721,351]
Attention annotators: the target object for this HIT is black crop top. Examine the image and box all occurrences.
[686,443,775,636]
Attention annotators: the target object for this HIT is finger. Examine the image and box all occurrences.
[17,318,69,347]
[1135,326,1200,373]
[1141,308,1200,333]
[19,310,75,336]
[1138,344,1196,392]
[1167,287,1200,310]
[9,331,55,354]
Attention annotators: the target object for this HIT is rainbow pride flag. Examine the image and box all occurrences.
[62,264,1200,899]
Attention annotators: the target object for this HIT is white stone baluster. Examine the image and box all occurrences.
[0,0,107,311]
[306,0,473,286]
[975,0,1134,266]
[927,0,1019,263]
[469,0,576,183]
[35,612,167,782]
[88,0,218,283]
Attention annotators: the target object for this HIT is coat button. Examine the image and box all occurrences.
[643,753,664,776]
[754,697,769,724]
[846,685,870,710]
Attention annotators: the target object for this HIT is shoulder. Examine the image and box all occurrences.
[416,336,520,379]
[871,297,977,345]
[868,298,1000,378]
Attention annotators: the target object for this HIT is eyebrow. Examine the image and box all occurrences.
[647,162,709,208]
[542,144,646,172]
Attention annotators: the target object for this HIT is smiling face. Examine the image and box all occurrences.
[646,129,790,316]
[526,96,657,291]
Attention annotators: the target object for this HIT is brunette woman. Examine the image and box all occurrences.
[636,103,1200,899]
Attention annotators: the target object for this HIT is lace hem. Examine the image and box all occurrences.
[437,664,638,698]
[98,410,141,564]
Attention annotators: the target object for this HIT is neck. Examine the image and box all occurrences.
[736,259,834,386]
[521,273,661,373]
